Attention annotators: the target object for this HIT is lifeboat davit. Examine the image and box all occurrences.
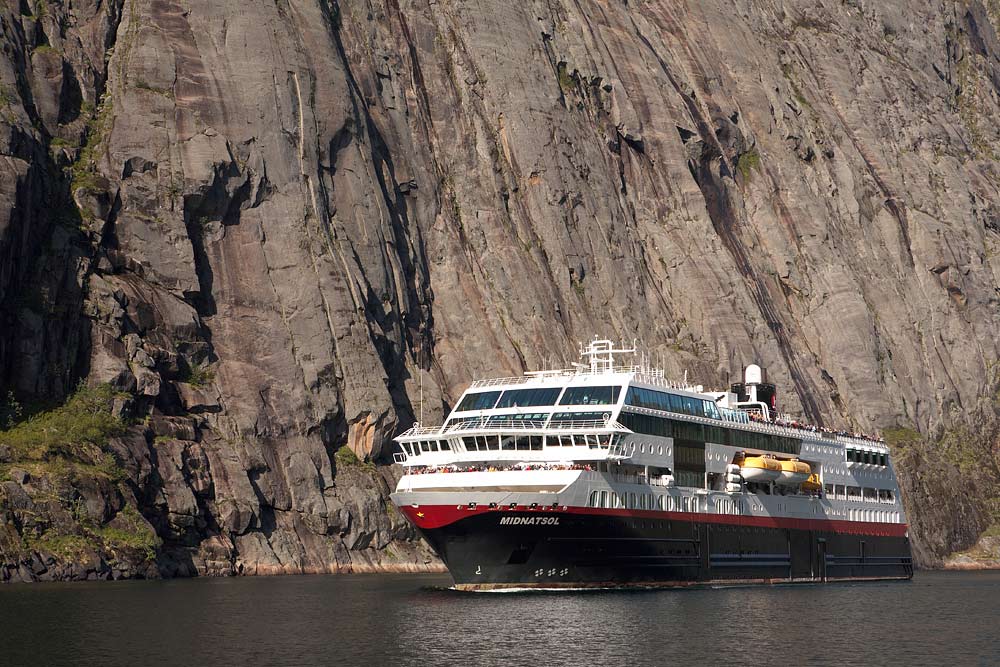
[776,459,811,486]
[739,455,781,482]
[801,473,822,492]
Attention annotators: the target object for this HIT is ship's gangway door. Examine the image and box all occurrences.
[788,529,812,580]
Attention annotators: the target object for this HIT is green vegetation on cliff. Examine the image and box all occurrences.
[882,426,922,454]
[70,91,114,203]
[0,383,126,462]
[94,505,161,561]
[24,505,161,564]
[736,148,761,181]
[0,384,161,569]
[335,445,376,473]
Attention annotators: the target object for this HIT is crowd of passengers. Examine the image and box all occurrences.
[748,412,885,444]
[407,463,595,475]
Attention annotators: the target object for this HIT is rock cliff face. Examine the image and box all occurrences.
[1,0,1000,580]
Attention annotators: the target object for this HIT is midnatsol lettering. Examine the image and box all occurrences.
[499,516,560,526]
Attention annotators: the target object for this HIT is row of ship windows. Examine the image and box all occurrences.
[625,387,720,420]
[588,491,901,523]
[455,386,621,412]
[847,449,888,466]
[823,484,896,503]
[459,434,621,451]
[589,490,700,512]
[446,411,611,429]
[402,440,452,455]
[401,433,624,455]
[618,410,801,455]
[456,384,726,416]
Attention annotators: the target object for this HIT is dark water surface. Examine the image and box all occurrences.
[1,570,997,666]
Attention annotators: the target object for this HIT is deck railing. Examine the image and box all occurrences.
[397,417,629,439]
[467,368,698,391]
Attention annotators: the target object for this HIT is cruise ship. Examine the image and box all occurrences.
[390,339,912,590]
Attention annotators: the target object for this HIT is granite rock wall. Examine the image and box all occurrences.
[1,0,999,578]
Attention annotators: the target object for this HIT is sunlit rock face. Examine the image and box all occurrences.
[1,0,999,578]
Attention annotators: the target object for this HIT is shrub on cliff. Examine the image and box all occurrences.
[335,445,375,473]
[0,383,127,460]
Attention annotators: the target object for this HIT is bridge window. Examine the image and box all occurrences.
[445,415,485,429]
[559,385,621,406]
[495,387,562,408]
[487,412,549,427]
[456,391,501,412]
[549,411,606,423]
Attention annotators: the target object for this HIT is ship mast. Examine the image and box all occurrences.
[577,337,637,374]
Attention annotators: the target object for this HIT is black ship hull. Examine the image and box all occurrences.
[401,505,913,590]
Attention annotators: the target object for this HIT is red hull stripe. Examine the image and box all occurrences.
[400,504,909,538]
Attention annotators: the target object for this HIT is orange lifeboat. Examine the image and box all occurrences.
[776,459,811,486]
[739,455,781,483]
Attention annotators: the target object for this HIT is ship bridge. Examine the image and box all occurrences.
[394,338,707,468]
